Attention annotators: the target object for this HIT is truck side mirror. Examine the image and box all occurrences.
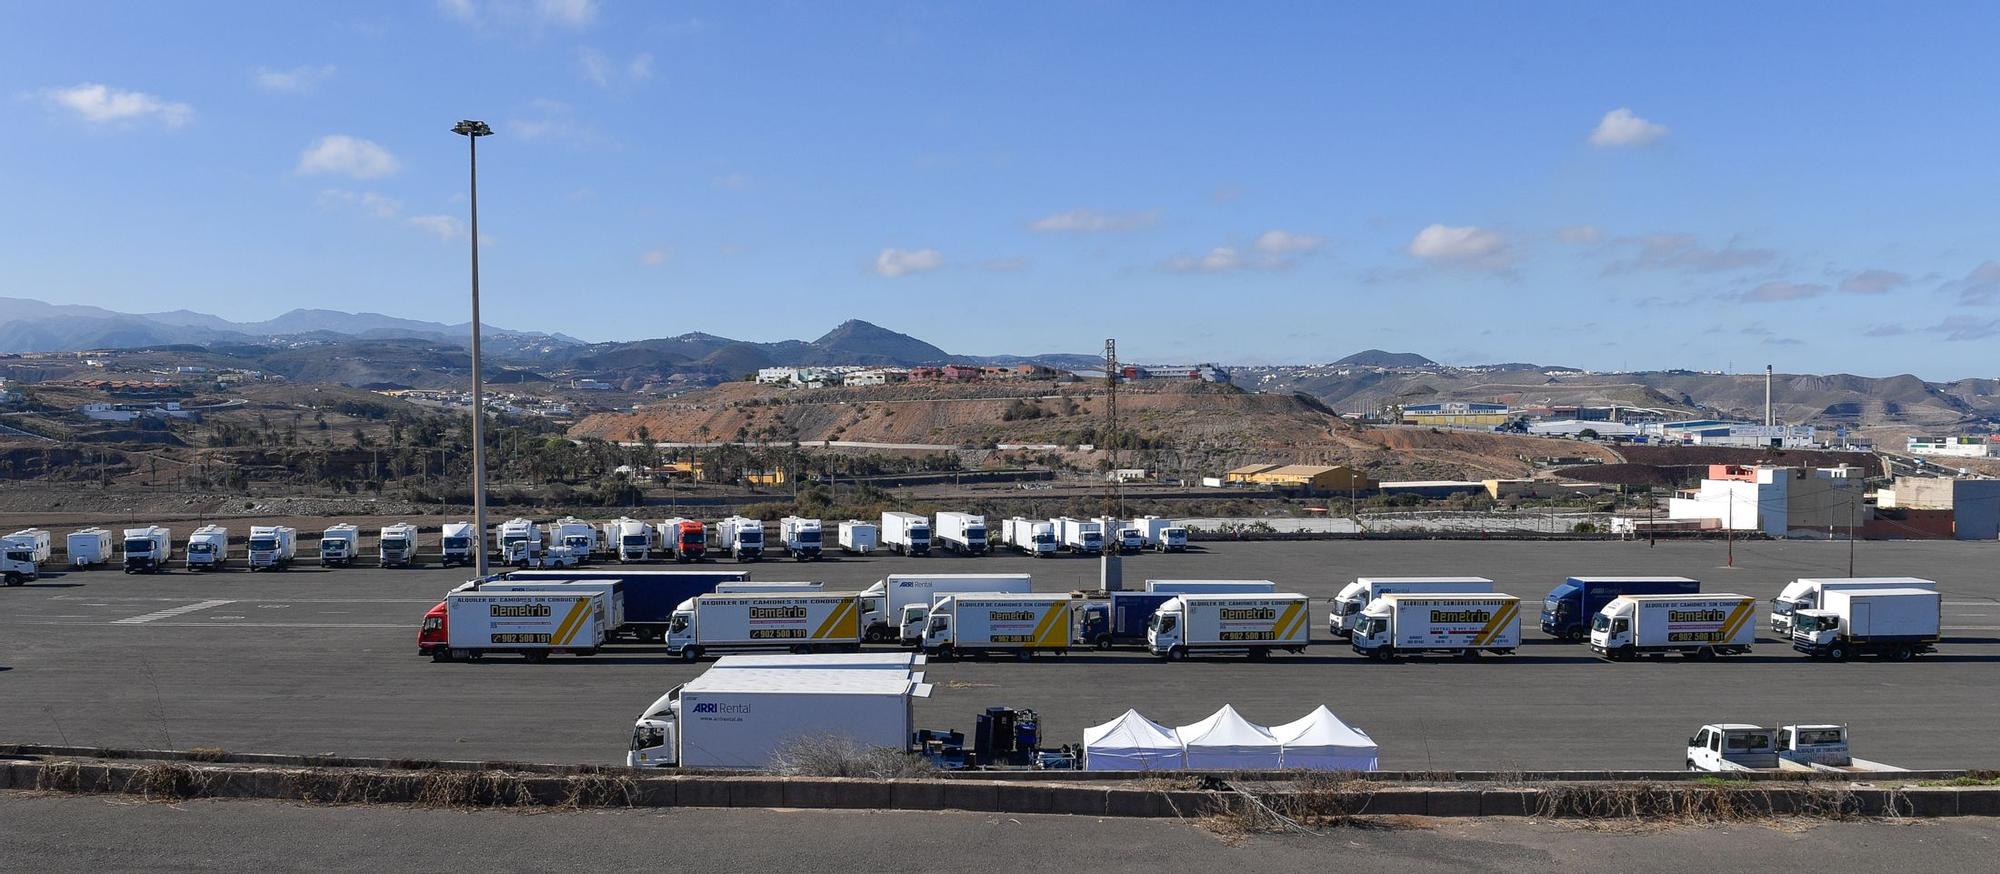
[1687,737,1697,747]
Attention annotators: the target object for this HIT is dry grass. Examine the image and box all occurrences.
[411,769,537,808]
[769,736,939,779]
[186,746,229,763]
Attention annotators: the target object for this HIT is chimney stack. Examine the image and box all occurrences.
[1764,364,1773,427]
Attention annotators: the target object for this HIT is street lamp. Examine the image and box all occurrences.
[453,119,493,578]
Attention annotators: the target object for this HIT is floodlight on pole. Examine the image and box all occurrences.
[453,119,493,578]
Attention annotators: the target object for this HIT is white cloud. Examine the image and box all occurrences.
[1839,269,1908,295]
[406,214,465,240]
[1589,108,1669,148]
[1028,208,1159,233]
[437,0,477,22]
[1252,229,1324,255]
[538,0,596,27]
[579,48,613,87]
[1407,224,1512,269]
[40,83,191,127]
[579,47,652,87]
[296,135,400,179]
[316,189,403,219]
[320,188,483,245]
[875,248,943,278]
[1163,247,1245,274]
[640,247,669,266]
[628,53,655,81]
[1557,225,1602,244]
[253,64,336,94]
[1604,233,1777,274]
[1741,280,1827,302]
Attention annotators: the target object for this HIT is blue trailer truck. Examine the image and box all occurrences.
[1540,576,1700,642]
[1074,592,1177,649]
[498,568,750,642]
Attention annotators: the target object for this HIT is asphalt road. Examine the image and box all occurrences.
[4,793,1996,873]
[1,539,1996,770]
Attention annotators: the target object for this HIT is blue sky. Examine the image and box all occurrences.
[6,2,2000,378]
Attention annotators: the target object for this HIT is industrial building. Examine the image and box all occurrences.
[1377,480,1487,498]
[1223,463,1374,494]
[1878,477,2000,540]
[1526,420,1642,438]
[1666,464,1866,536]
[1648,421,1818,448]
[1400,402,1509,427]
[1907,435,1998,458]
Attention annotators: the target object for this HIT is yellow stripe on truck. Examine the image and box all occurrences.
[551,597,590,645]
[1272,600,1305,642]
[810,598,852,640]
[1718,599,1754,643]
[812,598,858,640]
[1030,603,1069,648]
[1470,600,1513,645]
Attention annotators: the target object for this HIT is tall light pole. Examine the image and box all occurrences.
[453,119,493,578]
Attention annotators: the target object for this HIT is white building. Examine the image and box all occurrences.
[1907,435,1996,458]
[1668,465,1866,535]
[844,370,888,387]
[1527,419,1641,438]
[755,367,798,385]
[571,378,613,391]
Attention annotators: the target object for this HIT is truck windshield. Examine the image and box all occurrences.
[741,531,762,543]
[1590,613,1611,632]
[249,539,275,551]
[799,531,820,543]
[631,725,664,752]
[7,550,32,563]
[382,539,408,551]
[1333,598,1357,616]
[1361,618,1386,636]
[669,615,689,633]
[443,537,469,550]
[1033,534,1055,544]
[124,539,152,553]
[622,535,647,547]
[1772,598,1798,615]
[1793,615,1828,634]
[190,544,213,555]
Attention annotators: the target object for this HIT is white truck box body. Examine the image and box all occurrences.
[837,520,877,554]
[379,522,419,567]
[1145,579,1278,595]
[611,517,654,562]
[320,524,360,566]
[718,516,766,560]
[1822,588,1941,640]
[186,525,229,570]
[714,581,824,594]
[934,511,989,554]
[444,591,607,654]
[779,516,823,559]
[1130,516,1187,550]
[1592,594,1756,657]
[1770,577,1937,633]
[630,668,929,768]
[246,525,297,570]
[1001,517,1058,556]
[1331,577,1495,637]
[68,528,113,567]
[881,512,931,556]
[925,593,1074,655]
[440,521,476,567]
[1056,517,1104,555]
[458,580,627,631]
[1355,593,1523,655]
[861,573,1035,641]
[668,593,863,656]
[1147,593,1310,656]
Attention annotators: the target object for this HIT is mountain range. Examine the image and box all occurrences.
[0,297,577,355]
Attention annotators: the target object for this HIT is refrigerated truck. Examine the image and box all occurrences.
[1791,588,1941,661]
[319,523,360,568]
[1001,517,1058,557]
[379,522,419,568]
[439,522,476,568]
[838,520,877,555]
[1590,594,1757,660]
[882,512,931,556]
[1145,580,1278,595]
[1075,591,1177,649]
[67,528,112,568]
[4,529,51,565]
[246,525,297,571]
[662,518,707,562]
[122,526,171,574]
[1330,577,1495,638]
[1351,593,1523,661]
[426,591,608,662]
[1147,593,1311,660]
[1055,517,1103,556]
[610,517,655,563]
[1541,576,1701,642]
[935,512,988,555]
[780,517,823,560]
[499,568,750,642]
[717,516,766,562]
[1770,577,1938,634]
[665,593,864,661]
[857,573,1035,643]
[186,525,229,571]
[922,593,1074,659]
[626,668,931,769]
[550,517,598,563]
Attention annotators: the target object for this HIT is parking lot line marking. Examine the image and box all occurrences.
[112,600,236,624]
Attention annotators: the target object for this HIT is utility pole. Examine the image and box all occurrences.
[1103,338,1121,519]
[453,119,494,578]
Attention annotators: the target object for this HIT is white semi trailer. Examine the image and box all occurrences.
[934,512,988,555]
[247,525,298,571]
[610,517,655,563]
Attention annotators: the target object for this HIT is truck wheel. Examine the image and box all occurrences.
[1167,646,1187,661]
[429,650,452,663]
[1093,635,1111,650]
[1372,646,1396,663]
[680,647,701,663]
[1892,645,1914,661]
[1692,647,1716,661]
[1247,648,1269,661]
[1563,627,1585,643]
[1687,760,1698,772]
[4,573,21,586]
[525,650,549,662]
[1014,650,1032,662]
[1458,648,1481,660]
[1828,644,1850,661]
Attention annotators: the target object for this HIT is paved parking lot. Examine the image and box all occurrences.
[2,538,1995,770]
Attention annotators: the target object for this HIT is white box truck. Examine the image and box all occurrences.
[922,592,1074,659]
[935,512,989,555]
[838,520,877,555]
[436,591,608,661]
[718,516,767,562]
[1147,593,1311,660]
[610,517,655,563]
[456,579,627,634]
[379,522,419,568]
[626,668,931,768]
[440,521,476,568]
[1590,594,1756,660]
[1055,517,1103,556]
[186,525,229,571]
[1329,577,1496,638]
[1791,587,1941,661]
[0,540,38,585]
[122,526,171,574]
[665,592,864,661]
[497,518,541,559]
[247,525,297,571]
[67,528,112,568]
[1770,577,1938,634]
[882,511,931,556]
[1096,517,1140,554]
[5,529,52,565]
[550,517,598,562]
[1352,593,1523,661]
[780,516,824,561]
[319,523,360,568]
[1001,517,1058,557]
[1130,516,1188,552]
[857,572,1035,643]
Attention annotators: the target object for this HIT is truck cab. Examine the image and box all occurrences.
[2,549,37,585]
[379,525,417,568]
[439,524,473,568]
[1115,527,1143,554]
[1686,724,1778,772]
[1157,526,1188,552]
[417,601,449,657]
[899,602,932,647]
[507,540,581,568]
[628,687,680,767]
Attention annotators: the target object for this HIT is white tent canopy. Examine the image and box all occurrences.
[1177,704,1281,770]
[1271,705,1378,771]
[1083,709,1183,771]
